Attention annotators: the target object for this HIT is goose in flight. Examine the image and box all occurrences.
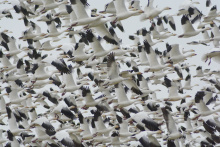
[166,43,196,64]
[162,107,182,141]
[163,77,191,102]
[69,0,104,27]
[143,40,172,72]
[140,0,171,21]
[179,15,211,38]
[105,53,130,85]
[112,0,144,23]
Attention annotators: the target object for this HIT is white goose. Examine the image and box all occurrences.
[39,40,62,51]
[150,23,176,40]
[99,1,116,14]
[59,71,86,95]
[143,40,172,72]
[187,30,212,46]
[112,0,144,23]
[70,0,104,27]
[140,0,171,21]
[179,15,211,38]
[137,45,149,66]
[6,107,30,135]
[166,44,196,64]
[94,110,114,137]
[162,77,191,101]
[105,53,130,86]
[67,43,94,62]
[40,0,68,13]
[115,83,142,108]
[45,20,67,39]
[162,107,182,140]
[79,86,107,109]
[203,5,220,22]
[177,0,200,16]
[181,74,199,90]
[194,91,220,118]
[203,49,220,65]
[86,30,117,58]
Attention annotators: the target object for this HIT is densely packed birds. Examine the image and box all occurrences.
[0,0,220,146]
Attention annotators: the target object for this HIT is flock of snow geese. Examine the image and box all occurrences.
[0,0,220,146]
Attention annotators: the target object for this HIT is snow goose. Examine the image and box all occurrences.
[137,28,163,46]
[177,0,200,16]
[104,53,130,85]
[31,61,58,81]
[166,44,196,64]
[100,1,116,14]
[0,50,16,71]
[136,45,149,66]
[161,107,182,140]
[54,130,78,147]
[112,0,144,23]
[150,22,176,40]
[187,29,212,46]
[67,43,94,62]
[181,74,199,90]
[45,20,67,39]
[162,77,191,101]
[79,86,107,109]
[114,83,142,108]
[7,130,21,146]
[115,115,138,140]
[70,0,104,27]
[155,17,167,32]
[163,15,176,31]
[191,14,214,30]
[86,30,117,58]
[6,107,30,136]
[59,71,88,96]
[0,129,7,145]
[93,110,114,137]
[109,131,131,146]
[194,91,220,118]
[1,34,28,57]
[143,40,172,72]
[54,4,71,17]
[193,66,209,77]
[140,0,171,21]
[40,0,68,13]
[201,47,220,65]
[179,15,211,38]
[203,5,220,22]
[77,113,96,141]
[19,26,46,41]
[39,40,62,51]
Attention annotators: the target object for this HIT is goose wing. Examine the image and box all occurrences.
[181,15,195,33]
[107,52,119,79]
[114,0,128,14]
